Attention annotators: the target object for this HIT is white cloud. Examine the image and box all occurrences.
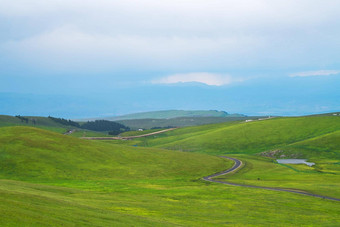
[2,26,260,71]
[152,73,243,86]
[1,0,340,74]
[289,70,340,77]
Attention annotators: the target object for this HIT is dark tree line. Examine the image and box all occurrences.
[81,120,130,135]
[47,116,130,135]
[48,116,81,127]
[15,116,37,125]
[15,115,29,123]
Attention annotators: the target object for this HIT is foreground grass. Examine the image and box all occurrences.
[0,178,339,226]
[0,126,228,181]
[1,125,340,226]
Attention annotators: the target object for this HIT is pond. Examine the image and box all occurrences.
[277,159,315,167]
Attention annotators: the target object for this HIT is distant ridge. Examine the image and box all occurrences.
[80,110,245,121]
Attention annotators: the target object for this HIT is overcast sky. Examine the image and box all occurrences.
[1,0,339,117]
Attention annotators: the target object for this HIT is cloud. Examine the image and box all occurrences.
[2,26,260,72]
[151,72,243,86]
[289,70,340,77]
[1,0,340,75]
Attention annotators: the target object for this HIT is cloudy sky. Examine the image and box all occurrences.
[1,0,339,117]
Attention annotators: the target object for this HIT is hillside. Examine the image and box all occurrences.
[80,110,245,121]
[116,116,261,130]
[0,126,228,181]
[272,130,340,159]
[1,124,340,226]
[0,115,74,133]
[0,115,130,136]
[126,116,340,157]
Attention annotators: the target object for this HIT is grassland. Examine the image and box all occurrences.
[215,154,340,198]
[115,116,261,130]
[1,115,340,226]
[0,126,228,181]
[126,116,340,155]
[0,115,116,138]
[0,115,74,134]
[118,128,164,137]
[111,115,340,198]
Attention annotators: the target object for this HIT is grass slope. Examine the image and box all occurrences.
[116,116,261,130]
[0,126,228,181]
[133,116,340,156]
[277,130,340,159]
[216,154,340,198]
[117,115,340,200]
[0,126,340,225]
[0,115,73,133]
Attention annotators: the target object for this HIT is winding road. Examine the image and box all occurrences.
[203,156,340,202]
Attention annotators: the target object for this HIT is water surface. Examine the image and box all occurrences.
[277,159,315,167]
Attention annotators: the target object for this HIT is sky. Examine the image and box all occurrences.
[0,0,339,118]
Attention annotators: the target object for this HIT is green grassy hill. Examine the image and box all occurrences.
[0,115,74,133]
[80,110,246,121]
[262,130,340,159]
[0,115,120,137]
[1,125,340,225]
[118,115,340,200]
[0,115,65,127]
[132,116,340,156]
[0,126,228,181]
[116,116,261,130]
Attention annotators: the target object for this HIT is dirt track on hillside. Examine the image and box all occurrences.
[203,156,340,202]
[81,128,177,140]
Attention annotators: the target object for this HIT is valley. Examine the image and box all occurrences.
[0,113,339,226]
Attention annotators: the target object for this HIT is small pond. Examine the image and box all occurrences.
[277,159,315,167]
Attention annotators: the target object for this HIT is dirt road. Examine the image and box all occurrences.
[204,156,340,202]
[81,128,177,140]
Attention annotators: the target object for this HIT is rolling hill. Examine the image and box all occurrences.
[116,116,262,130]
[79,110,246,121]
[0,120,340,225]
[0,126,227,181]
[128,115,340,157]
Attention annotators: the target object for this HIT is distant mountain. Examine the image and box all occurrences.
[81,110,246,121]
[116,116,262,130]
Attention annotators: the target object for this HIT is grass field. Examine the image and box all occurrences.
[215,154,340,198]
[126,116,340,155]
[112,115,340,198]
[115,116,261,130]
[0,115,340,226]
[0,126,228,181]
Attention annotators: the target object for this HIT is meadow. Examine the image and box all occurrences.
[0,115,339,226]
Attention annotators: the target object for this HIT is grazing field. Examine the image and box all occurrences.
[128,116,340,155]
[0,115,126,137]
[215,154,340,198]
[0,127,228,181]
[118,128,165,137]
[0,115,77,134]
[277,130,340,159]
[115,116,261,130]
[0,115,340,226]
[68,130,110,138]
[115,115,340,199]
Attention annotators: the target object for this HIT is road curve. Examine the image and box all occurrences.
[203,156,340,202]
